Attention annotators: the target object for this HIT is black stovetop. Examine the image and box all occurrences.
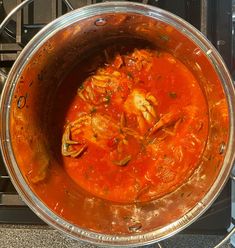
[0,0,233,234]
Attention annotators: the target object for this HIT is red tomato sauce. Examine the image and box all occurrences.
[60,48,208,203]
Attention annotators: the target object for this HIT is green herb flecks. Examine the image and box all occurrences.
[113,155,132,166]
[169,92,177,99]
[104,95,111,104]
[79,84,84,90]
[90,107,97,114]
[160,35,170,42]
[127,71,133,79]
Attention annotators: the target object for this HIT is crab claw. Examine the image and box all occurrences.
[147,110,182,137]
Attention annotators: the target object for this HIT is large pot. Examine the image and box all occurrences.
[1,2,235,247]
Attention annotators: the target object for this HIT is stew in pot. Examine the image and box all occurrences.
[60,47,208,203]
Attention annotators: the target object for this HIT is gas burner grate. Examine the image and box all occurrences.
[0,0,202,64]
[0,153,25,206]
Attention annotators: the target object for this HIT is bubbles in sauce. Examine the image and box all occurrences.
[94,18,107,26]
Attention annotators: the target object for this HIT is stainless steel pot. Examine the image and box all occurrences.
[1,2,235,247]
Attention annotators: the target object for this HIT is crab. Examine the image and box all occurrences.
[124,88,158,133]
[61,115,91,158]
[77,69,121,105]
[91,69,121,88]
[109,112,144,166]
[146,109,182,138]
[61,110,145,167]
[125,49,154,72]
[62,124,88,158]
[62,113,120,158]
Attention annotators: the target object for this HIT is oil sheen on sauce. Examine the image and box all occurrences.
[61,48,208,203]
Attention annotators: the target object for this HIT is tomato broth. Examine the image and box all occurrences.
[59,47,209,203]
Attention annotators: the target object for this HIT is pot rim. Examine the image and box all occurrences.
[1,2,235,246]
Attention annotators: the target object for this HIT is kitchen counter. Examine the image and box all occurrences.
[0,224,232,248]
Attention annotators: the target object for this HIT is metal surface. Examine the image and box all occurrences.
[0,68,8,80]
[200,0,207,35]
[0,0,33,33]
[188,177,235,247]
[0,194,25,206]
[206,0,232,71]
[215,226,235,248]
[63,0,74,10]
[51,0,57,20]
[0,43,22,51]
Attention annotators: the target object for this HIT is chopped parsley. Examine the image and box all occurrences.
[90,107,97,114]
[79,84,84,90]
[93,133,98,139]
[160,35,170,41]
[127,71,133,79]
[104,95,111,104]
[169,92,177,99]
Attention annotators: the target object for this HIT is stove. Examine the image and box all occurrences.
[0,0,233,239]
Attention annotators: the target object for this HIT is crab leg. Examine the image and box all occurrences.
[147,110,182,137]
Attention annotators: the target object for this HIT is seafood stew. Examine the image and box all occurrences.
[5,7,232,241]
[60,47,209,203]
